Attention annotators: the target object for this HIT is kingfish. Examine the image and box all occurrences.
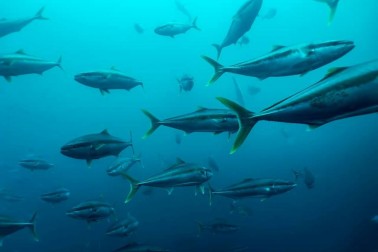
[74,67,143,95]
[142,107,239,138]
[154,18,199,38]
[66,201,115,223]
[60,129,133,167]
[122,158,213,203]
[0,49,62,82]
[217,59,378,153]
[213,0,263,59]
[0,7,47,38]
[106,213,139,237]
[40,188,70,204]
[18,158,54,171]
[0,213,38,246]
[203,40,354,84]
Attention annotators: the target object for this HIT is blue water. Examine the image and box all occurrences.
[1,0,378,251]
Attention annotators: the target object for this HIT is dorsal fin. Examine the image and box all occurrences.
[271,45,286,52]
[196,106,208,112]
[317,67,349,83]
[176,157,186,165]
[15,49,27,55]
[100,129,110,135]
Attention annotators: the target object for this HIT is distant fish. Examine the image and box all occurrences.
[141,107,239,138]
[0,49,62,82]
[229,201,252,216]
[74,67,143,95]
[107,155,143,177]
[177,74,194,93]
[106,213,139,237]
[314,0,340,25]
[196,219,239,234]
[0,189,24,203]
[291,169,303,182]
[261,8,277,19]
[207,156,220,172]
[40,188,70,204]
[121,158,213,203]
[175,0,192,21]
[175,133,183,145]
[112,242,169,252]
[303,168,315,189]
[247,85,260,96]
[134,23,144,34]
[0,7,48,38]
[66,201,115,223]
[232,77,245,106]
[203,40,355,84]
[154,17,199,38]
[238,35,250,46]
[0,212,38,247]
[60,129,133,167]
[212,0,263,59]
[18,158,54,171]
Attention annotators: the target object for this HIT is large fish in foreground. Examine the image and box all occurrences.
[217,59,378,153]
[122,158,213,203]
[209,178,296,204]
[141,108,239,138]
[60,129,133,167]
[213,0,263,59]
[203,40,354,84]
[0,50,62,82]
[314,0,340,25]
[0,7,47,38]
[74,67,143,95]
[0,213,38,246]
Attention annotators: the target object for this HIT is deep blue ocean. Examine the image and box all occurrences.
[1,0,378,251]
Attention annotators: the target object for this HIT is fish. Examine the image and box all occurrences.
[60,129,133,167]
[238,35,250,46]
[0,189,24,203]
[107,155,143,177]
[134,23,144,34]
[0,212,38,247]
[40,188,70,204]
[209,178,296,204]
[154,17,199,38]
[207,156,220,172]
[203,40,355,84]
[196,219,239,234]
[66,201,115,223]
[232,77,245,106]
[303,168,315,189]
[261,8,277,20]
[216,59,378,153]
[229,201,252,216]
[112,242,169,252]
[0,49,62,82]
[177,74,194,93]
[0,7,48,38]
[175,0,192,21]
[213,0,263,59]
[121,158,213,203]
[314,0,340,25]
[18,158,54,171]
[141,107,239,138]
[106,213,139,237]
[74,67,143,95]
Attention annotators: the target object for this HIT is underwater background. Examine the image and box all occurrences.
[0,0,378,251]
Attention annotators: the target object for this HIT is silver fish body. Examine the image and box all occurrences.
[66,201,114,223]
[40,188,70,203]
[18,158,54,171]
[106,214,139,237]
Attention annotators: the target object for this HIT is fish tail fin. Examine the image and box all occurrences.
[192,17,200,31]
[315,0,339,25]
[56,56,64,71]
[121,173,141,204]
[211,44,222,60]
[141,109,161,139]
[35,7,48,20]
[129,131,135,155]
[217,97,258,154]
[201,55,225,85]
[28,212,39,242]
[207,183,214,206]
